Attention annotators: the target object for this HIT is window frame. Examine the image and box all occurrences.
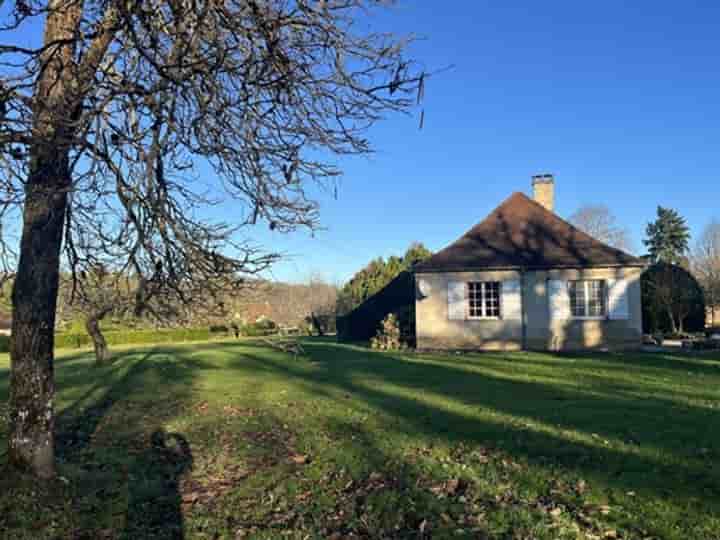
[568,280,607,320]
[466,281,502,320]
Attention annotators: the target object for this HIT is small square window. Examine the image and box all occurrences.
[467,282,501,319]
[569,280,606,318]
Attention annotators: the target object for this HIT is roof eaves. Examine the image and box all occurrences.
[414,262,647,274]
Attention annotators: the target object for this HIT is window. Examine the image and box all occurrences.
[468,282,501,318]
[569,280,606,318]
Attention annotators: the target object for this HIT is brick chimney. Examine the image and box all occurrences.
[532,174,555,213]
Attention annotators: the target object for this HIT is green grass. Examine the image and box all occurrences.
[1,340,720,539]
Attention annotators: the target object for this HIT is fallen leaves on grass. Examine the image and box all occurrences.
[289,453,311,465]
[195,401,210,414]
[429,477,470,498]
[223,405,257,418]
[181,464,251,510]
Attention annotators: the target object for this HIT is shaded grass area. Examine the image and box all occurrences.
[0,339,719,539]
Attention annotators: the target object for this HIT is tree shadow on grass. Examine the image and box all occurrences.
[0,346,203,539]
[208,340,720,520]
[549,349,720,378]
[3,339,719,538]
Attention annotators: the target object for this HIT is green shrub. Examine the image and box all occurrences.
[370,313,406,351]
[209,324,229,334]
[0,334,9,353]
[241,319,277,337]
[55,328,214,349]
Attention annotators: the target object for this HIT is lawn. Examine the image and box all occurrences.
[1,339,719,539]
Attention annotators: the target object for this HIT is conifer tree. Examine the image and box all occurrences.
[644,207,690,264]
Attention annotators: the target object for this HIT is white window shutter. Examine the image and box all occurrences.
[447,281,466,320]
[549,280,571,320]
[502,280,522,319]
[607,279,630,320]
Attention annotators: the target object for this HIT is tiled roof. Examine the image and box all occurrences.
[414,192,644,272]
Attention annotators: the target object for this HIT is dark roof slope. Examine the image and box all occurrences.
[415,192,644,272]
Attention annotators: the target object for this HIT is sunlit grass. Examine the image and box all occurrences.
[1,339,719,539]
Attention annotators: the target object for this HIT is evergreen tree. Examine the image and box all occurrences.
[644,206,690,264]
[337,242,433,314]
[402,242,434,267]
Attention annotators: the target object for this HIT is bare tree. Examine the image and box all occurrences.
[63,255,262,364]
[306,273,338,335]
[691,221,720,327]
[1,0,425,477]
[569,205,633,253]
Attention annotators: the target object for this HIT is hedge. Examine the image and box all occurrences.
[240,320,277,337]
[0,324,280,353]
[337,270,415,344]
[55,328,214,349]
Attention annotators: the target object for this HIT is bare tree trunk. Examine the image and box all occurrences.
[310,312,325,337]
[7,0,86,478]
[9,151,70,479]
[85,311,111,364]
[667,306,678,334]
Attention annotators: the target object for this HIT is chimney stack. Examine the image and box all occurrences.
[532,174,555,213]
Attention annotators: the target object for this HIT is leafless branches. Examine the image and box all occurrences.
[1,0,425,324]
[3,0,426,475]
[569,205,633,253]
[691,221,720,320]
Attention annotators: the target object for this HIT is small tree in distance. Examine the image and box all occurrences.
[305,273,339,336]
[691,220,720,327]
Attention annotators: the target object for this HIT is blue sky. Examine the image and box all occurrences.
[5,2,720,284]
[255,1,720,284]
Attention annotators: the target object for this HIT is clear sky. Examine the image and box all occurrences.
[252,1,720,284]
[4,2,720,284]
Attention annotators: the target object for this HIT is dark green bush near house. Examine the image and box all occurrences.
[337,271,415,344]
[642,262,706,334]
[0,334,9,353]
[55,328,214,349]
[209,324,229,334]
[393,304,416,347]
[336,242,431,314]
[241,319,278,337]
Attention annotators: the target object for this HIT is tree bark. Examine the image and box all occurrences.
[667,306,678,334]
[85,311,111,364]
[8,0,82,479]
[310,312,325,337]
[9,152,70,479]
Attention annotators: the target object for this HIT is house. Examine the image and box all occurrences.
[413,175,645,351]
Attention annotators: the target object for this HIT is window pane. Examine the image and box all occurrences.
[587,280,606,317]
[468,282,481,317]
[569,281,586,317]
[486,282,500,318]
